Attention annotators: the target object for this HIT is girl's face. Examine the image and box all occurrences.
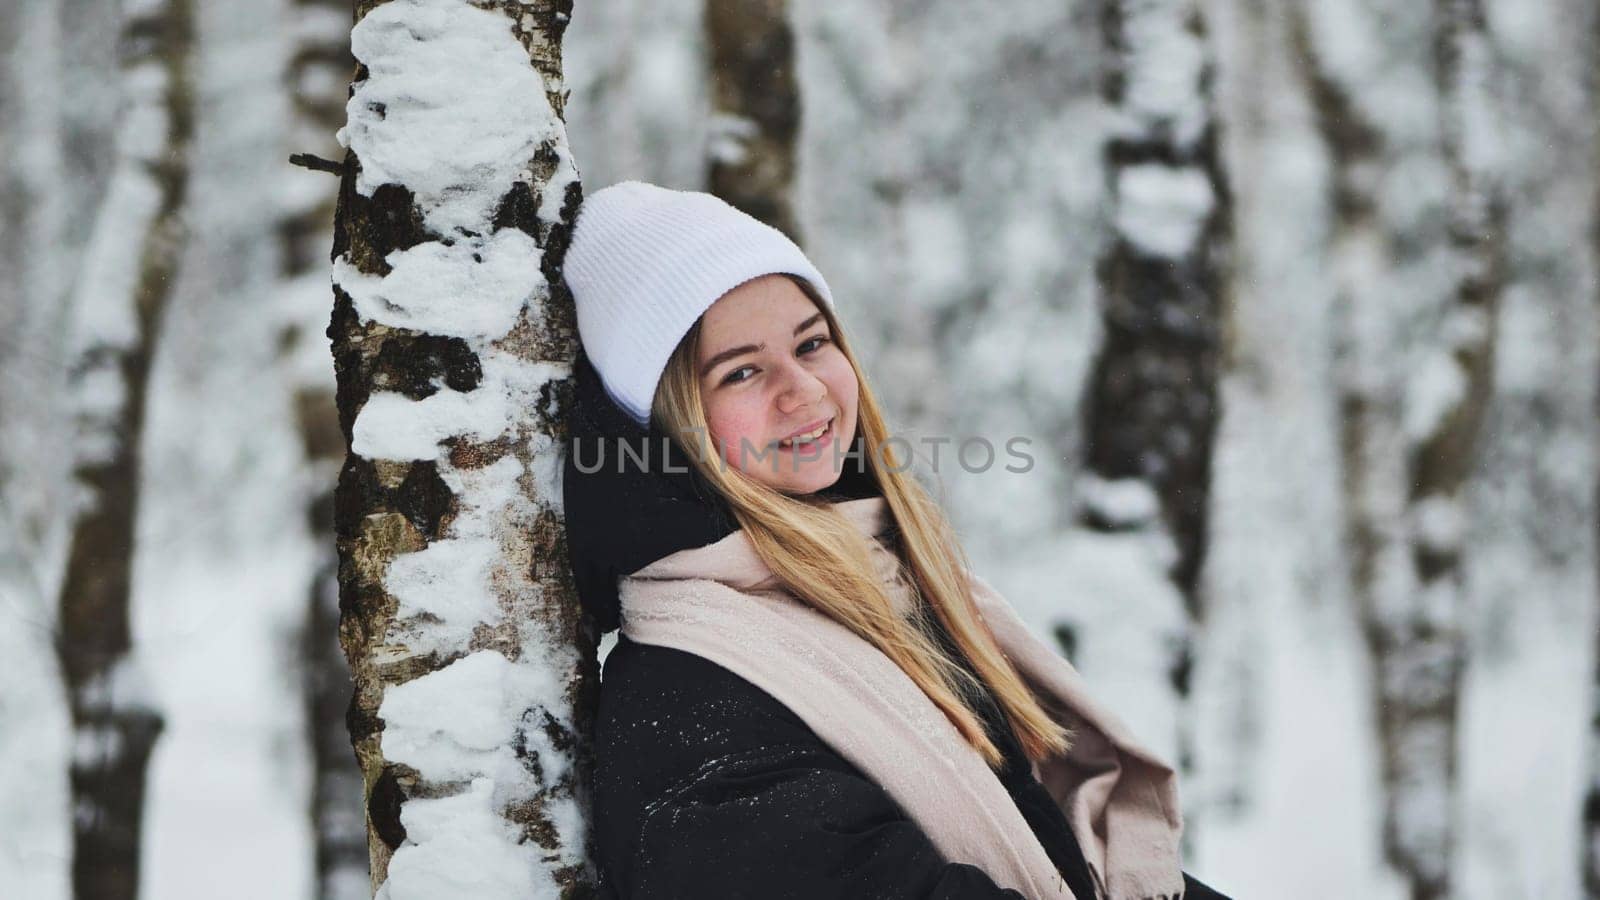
[694,274,860,495]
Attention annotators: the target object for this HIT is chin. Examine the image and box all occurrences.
[772,467,844,497]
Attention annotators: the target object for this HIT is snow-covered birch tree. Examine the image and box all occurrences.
[1388,5,1503,893]
[279,1,366,897]
[1437,1,1597,894]
[1296,0,1504,894]
[1081,0,1228,794]
[328,0,592,895]
[704,0,801,236]
[53,0,194,896]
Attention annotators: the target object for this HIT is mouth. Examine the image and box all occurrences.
[774,417,835,451]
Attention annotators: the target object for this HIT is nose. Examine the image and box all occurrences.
[775,359,826,414]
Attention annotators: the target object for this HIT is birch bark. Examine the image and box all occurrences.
[329,0,593,895]
[1085,0,1229,814]
[705,0,802,237]
[1297,0,1504,893]
[53,0,195,896]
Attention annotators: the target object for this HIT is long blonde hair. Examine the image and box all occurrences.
[651,276,1071,768]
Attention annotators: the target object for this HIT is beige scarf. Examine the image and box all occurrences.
[619,496,1186,900]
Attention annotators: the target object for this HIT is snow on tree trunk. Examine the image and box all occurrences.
[328,0,593,895]
[53,0,194,896]
[1298,0,1504,894]
[704,0,801,237]
[1449,0,1596,893]
[278,1,368,898]
[1083,0,1229,803]
[1390,2,1503,893]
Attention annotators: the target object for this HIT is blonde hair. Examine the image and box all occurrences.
[651,276,1071,768]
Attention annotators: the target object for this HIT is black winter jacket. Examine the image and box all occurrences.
[562,351,1229,899]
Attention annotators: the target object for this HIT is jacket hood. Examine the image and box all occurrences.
[561,350,880,632]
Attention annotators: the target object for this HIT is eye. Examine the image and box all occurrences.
[721,365,756,386]
[798,335,830,354]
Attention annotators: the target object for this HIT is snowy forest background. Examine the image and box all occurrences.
[2,0,1596,897]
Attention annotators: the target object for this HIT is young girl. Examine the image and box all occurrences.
[561,181,1228,899]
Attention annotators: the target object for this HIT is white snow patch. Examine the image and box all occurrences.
[120,61,171,163]
[1450,30,1505,181]
[384,455,536,654]
[1410,495,1465,557]
[1077,473,1163,530]
[387,537,502,647]
[352,388,511,462]
[69,362,130,468]
[441,453,534,540]
[70,723,125,771]
[376,778,553,899]
[69,170,162,357]
[1414,579,1462,637]
[524,431,565,517]
[376,649,576,900]
[1403,350,1466,443]
[333,229,545,340]
[707,112,757,165]
[75,653,158,714]
[1114,163,1214,259]
[338,0,562,236]
[379,651,543,783]
[1113,3,1209,148]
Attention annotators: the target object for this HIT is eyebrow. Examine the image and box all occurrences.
[699,312,827,379]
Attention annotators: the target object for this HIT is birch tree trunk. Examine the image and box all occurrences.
[279,2,367,897]
[1384,5,1502,894]
[1298,0,1503,894]
[53,0,194,896]
[1443,0,1596,892]
[1084,0,1228,790]
[329,0,593,894]
[704,0,801,237]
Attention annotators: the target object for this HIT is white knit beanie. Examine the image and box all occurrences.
[563,180,836,426]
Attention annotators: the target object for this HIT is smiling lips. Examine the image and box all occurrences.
[776,417,833,449]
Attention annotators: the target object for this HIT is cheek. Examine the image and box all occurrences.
[823,358,859,421]
[703,393,767,460]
